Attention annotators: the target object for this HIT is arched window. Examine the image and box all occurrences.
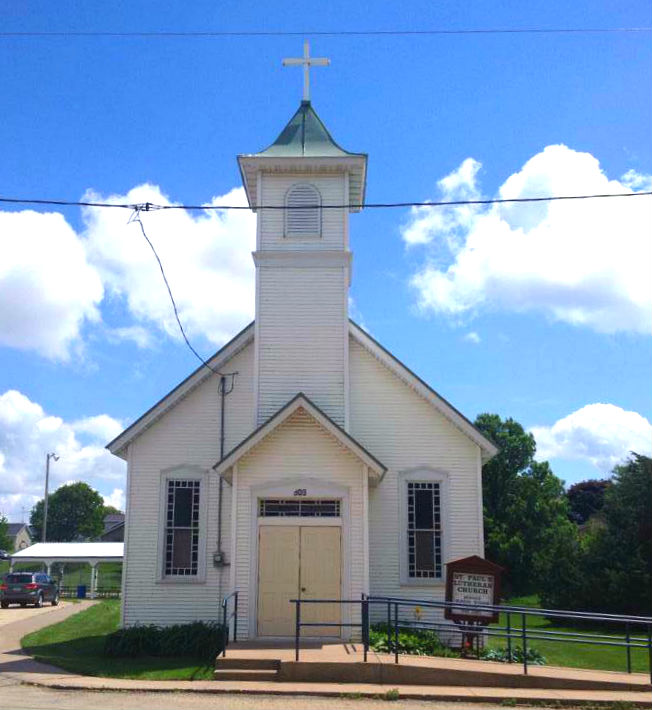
[285,183,321,238]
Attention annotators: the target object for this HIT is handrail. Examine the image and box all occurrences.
[368,595,652,625]
[291,597,370,662]
[290,595,652,681]
[220,590,239,657]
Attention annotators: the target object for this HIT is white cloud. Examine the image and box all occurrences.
[621,169,652,192]
[0,184,256,360]
[83,184,256,347]
[531,403,652,473]
[0,390,125,522]
[103,488,125,512]
[404,146,652,334]
[463,331,481,344]
[0,210,104,359]
[105,325,153,349]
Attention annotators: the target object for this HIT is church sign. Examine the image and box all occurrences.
[444,556,503,625]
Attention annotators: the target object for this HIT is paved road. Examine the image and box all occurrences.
[0,680,545,710]
[0,600,73,627]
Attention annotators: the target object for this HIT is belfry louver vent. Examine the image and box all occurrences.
[285,183,321,237]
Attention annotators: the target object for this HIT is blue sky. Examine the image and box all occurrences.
[0,1,650,519]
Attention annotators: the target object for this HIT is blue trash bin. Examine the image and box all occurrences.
[76,585,87,599]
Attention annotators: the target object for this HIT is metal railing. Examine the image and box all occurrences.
[290,594,652,681]
[291,597,370,662]
[220,590,239,657]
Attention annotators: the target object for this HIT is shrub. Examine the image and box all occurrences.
[368,623,459,658]
[480,645,546,665]
[104,621,226,663]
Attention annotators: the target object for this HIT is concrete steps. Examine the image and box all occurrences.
[214,657,280,681]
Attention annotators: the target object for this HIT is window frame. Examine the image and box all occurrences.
[284,182,322,239]
[398,468,449,587]
[157,466,208,584]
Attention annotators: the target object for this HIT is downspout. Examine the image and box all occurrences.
[215,374,234,567]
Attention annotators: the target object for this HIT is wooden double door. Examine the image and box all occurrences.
[257,525,341,636]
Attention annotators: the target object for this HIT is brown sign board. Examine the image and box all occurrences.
[444,555,503,624]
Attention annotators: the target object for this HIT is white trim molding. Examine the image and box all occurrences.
[156,465,210,585]
[398,467,450,588]
[349,321,498,463]
[247,477,352,639]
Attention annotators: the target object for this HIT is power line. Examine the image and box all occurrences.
[0,191,650,212]
[129,208,227,378]
[0,27,649,38]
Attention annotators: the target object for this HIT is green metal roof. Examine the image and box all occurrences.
[254,100,364,158]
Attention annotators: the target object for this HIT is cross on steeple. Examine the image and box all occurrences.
[282,40,330,102]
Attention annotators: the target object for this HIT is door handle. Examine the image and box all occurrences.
[301,587,306,592]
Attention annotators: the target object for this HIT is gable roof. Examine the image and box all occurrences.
[105,318,497,464]
[7,523,29,537]
[349,321,499,463]
[106,322,254,458]
[213,392,386,483]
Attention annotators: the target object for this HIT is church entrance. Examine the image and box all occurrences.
[257,525,341,636]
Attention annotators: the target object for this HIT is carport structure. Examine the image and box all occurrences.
[10,542,123,599]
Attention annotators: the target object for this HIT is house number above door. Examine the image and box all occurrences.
[293,488,307,496]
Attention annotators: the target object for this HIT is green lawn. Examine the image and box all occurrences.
[21,600,214,680]
[489,595,651,674]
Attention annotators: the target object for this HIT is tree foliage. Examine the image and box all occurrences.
[475,413,576,595]
[0,514,11,551]
[539,454,651,615]
[566,479,611,525]
[30,482,105,542]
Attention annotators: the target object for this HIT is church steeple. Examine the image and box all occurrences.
[238,50,367,429]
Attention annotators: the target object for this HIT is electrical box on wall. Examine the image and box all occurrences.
[213,550,229,567]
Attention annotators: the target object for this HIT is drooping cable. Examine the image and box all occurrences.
[129,207,234,378]
[1,191,651,212]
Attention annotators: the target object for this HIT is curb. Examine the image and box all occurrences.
[14,678,652,707]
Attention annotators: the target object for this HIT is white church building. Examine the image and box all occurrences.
[108,51,497,638]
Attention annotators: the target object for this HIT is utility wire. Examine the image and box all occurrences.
[0,28,649,38]
[130,208,229,378]
[1,191,651,212]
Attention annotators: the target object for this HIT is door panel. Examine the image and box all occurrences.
[257,526,300,636]
[300,527,341,636]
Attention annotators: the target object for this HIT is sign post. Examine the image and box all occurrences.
[444,555,503,656]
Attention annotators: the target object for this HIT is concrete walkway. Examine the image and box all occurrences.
[1,603,650,707]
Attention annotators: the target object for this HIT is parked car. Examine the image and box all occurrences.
[0,549,10,560]
[0,572,59,608]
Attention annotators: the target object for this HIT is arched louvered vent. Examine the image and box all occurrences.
[285,183,321,238]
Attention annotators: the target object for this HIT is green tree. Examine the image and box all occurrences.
[475,413,576,595]
[539,454,651,615]
[101,505,123,517]
[30,482,105,542]
[0,514,11,551]
[566,479,611,525]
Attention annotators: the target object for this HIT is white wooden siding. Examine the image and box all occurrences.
[256,265,347,426]
[260,173,347,251]
[234,408,365,639]
[121,342,254,627]
[348,337,483,611]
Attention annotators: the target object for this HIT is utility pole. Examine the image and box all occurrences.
[42,452,59,542]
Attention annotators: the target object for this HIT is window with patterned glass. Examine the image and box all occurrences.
[165,479,200,576]
[258,498,341,517]
[407,481,442,579]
